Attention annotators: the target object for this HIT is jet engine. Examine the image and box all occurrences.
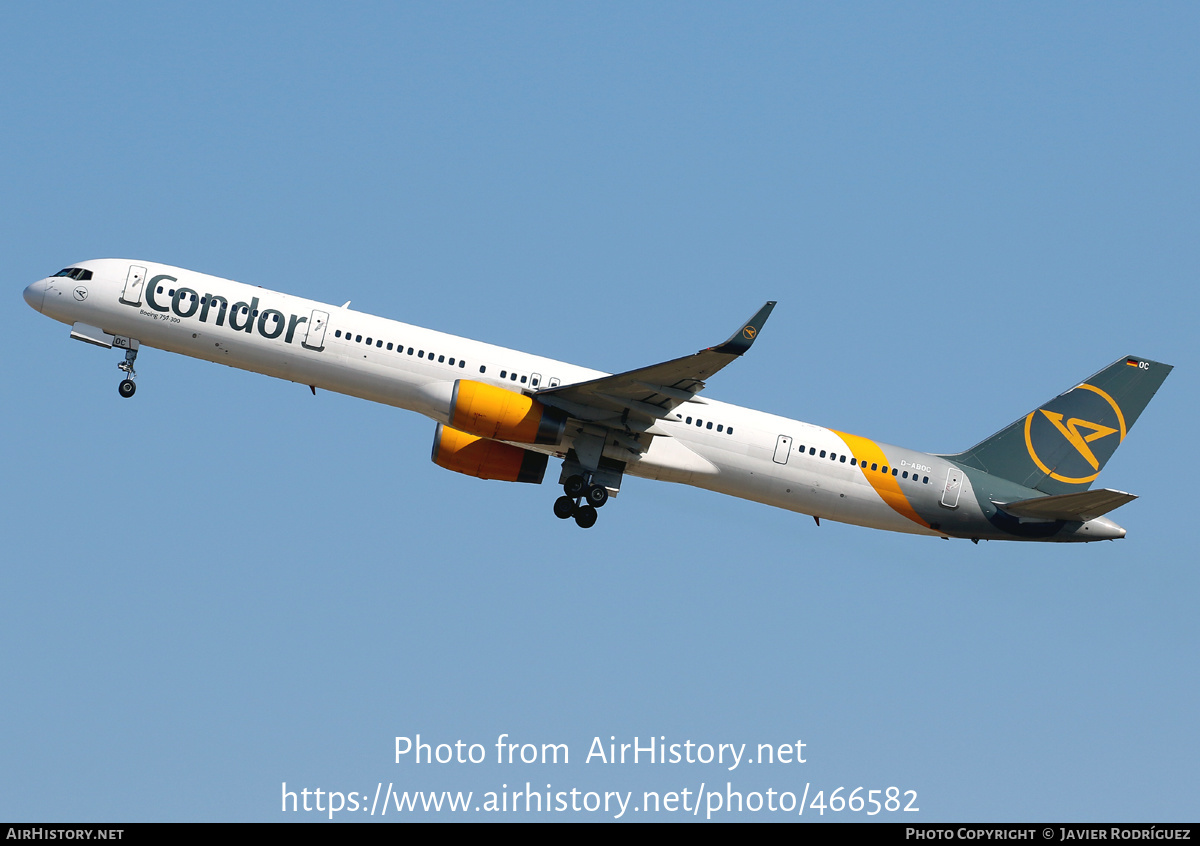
[449,380,566,445]
[431,423,548,484]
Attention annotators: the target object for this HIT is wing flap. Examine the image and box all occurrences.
[998,488,1137,522]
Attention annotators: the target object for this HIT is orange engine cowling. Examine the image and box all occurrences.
[449,379,566,445]
[431,423,548,484]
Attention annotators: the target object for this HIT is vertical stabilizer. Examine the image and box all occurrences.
[944,356,1172,496]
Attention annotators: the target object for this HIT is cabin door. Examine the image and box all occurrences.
[940,467,963,508]
[120,265,147,306]
[303,310,329,350]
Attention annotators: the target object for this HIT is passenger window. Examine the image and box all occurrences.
[809,447,816,455]
[839,455,846,463]
[377,340,383,348]
[479,365,486,373]
[717,425,723,432]
[335,330,342,338]
[850,458,857,466]
[511,373,517,381]
[355,335,362,343]
[798,444,805,453]
[686,417,692,424]
[820,450,826,458]
[727,428,733,435]
[706,421,713,429]
[459,361,466,368]
[871,463,878,471]
[449,358,455,365]
[500,370,507,378]
[419,351,425,358]
[387,342,393,350]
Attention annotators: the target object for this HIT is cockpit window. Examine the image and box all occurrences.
[53,267,93,281]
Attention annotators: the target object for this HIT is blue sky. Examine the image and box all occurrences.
[4,2,1197,822]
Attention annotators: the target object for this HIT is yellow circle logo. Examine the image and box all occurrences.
[1023,383,1126,485]
[742,326,757,340]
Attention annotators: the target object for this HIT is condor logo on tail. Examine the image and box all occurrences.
[1039,411,1117,471]
[1023,384,1126,485]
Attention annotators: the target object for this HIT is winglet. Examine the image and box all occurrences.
[710,301,776,356]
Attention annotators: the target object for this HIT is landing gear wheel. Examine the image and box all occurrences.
[573,504,598,529]
[553,496,576,519]
[118,379,137,398]
[563,475,587,497]
[585,485,609,507]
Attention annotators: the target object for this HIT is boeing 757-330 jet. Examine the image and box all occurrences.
[24,260,1172,541]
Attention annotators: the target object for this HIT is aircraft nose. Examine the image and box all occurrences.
[23,278,48,313]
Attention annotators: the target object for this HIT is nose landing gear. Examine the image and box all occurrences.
[117,347,138,398]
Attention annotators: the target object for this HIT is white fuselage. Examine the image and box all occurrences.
[24,259,1126,542]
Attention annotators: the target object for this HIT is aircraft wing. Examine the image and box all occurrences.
[997,488,1137,522]
[533,302,776,435]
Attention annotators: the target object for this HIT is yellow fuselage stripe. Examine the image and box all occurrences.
[832,430,931,529]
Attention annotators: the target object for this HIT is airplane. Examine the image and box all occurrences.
[23,259,1172,541]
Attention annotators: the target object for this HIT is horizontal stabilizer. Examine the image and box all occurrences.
[998,488,1137,522]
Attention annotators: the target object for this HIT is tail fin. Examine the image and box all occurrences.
[944,356,1172,495]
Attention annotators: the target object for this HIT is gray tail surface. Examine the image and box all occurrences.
[943,356,1172,496]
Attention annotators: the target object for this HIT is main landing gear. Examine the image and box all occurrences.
[554,474,609,529]
[117,347,138,398]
